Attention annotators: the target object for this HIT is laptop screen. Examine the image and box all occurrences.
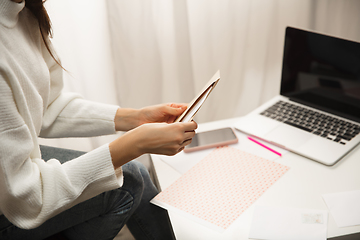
[280,27,360,123]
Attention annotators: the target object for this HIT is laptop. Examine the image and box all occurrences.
[234,26,360,166]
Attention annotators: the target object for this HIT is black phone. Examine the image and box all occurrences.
[184,127,238,153]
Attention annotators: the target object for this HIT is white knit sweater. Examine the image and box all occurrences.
[0,0,123,229]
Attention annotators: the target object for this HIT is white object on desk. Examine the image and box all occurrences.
[249,205,328,240]
[152,147,289,231]
[322,189,360,228]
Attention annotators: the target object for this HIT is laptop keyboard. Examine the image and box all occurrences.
[260,101,360,145]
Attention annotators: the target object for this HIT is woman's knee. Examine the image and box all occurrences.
[121,161,147,201]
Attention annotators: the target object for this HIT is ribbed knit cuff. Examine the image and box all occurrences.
[62,143,124,201]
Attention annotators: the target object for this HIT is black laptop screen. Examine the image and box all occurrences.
[280,27,360,123]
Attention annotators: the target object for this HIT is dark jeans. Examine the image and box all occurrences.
[0,146,176,240]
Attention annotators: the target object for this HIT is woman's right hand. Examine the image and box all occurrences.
[109,121,197,169]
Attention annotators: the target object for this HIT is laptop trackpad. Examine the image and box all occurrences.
[264,124,312,149]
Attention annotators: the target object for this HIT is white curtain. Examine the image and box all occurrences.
[106,0,313,121]
[39,0,360,152]
[39,0,122,151]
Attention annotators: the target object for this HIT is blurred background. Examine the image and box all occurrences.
[38,0,360,152]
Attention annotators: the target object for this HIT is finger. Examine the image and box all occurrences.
[182,121,198,131]
[178,146,185,153]
[167,115,176,123]
[167,103,188,109]
[180,139,193,147]
[184,130,196,140]
[164,105,187,117]
[177,138,192,153]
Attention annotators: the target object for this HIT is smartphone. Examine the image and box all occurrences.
[184,127,238,153]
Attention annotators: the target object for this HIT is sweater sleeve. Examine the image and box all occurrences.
[39,51,120,138]
[40,93,120,138]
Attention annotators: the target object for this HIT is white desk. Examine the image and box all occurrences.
[151,117,360,240]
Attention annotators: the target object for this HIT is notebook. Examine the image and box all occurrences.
[234,27,360,166]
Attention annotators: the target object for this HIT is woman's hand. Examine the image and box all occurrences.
[134,121,197,155]
[109,121,197,169]
[114,103,187,131]
[138,103,188,124]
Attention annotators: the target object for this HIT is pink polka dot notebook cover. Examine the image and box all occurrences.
[151,146,289,231]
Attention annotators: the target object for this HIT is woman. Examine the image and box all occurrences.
[0,0,197,239]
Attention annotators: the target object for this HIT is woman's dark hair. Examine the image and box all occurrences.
[25,0,62,68]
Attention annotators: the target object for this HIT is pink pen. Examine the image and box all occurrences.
[247,136,282,156]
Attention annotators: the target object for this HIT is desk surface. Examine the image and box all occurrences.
[151,117,360,240]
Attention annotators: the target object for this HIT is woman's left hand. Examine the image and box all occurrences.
[139,103,187,124]
[114,103,187,131]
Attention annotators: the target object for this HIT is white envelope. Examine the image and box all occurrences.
[175,71,220,122]
[322,189,360,228]
[249,205,328,240]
